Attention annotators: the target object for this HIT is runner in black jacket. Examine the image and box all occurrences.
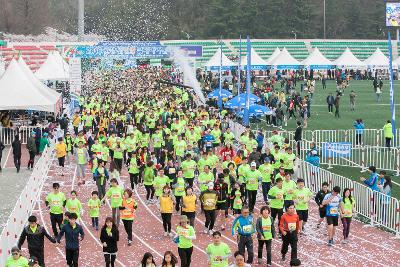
[214,173,229,231]
[315,182,330,228]
[18,216,56,267]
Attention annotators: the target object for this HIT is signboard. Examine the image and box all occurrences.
[64,43,169,59]
[179,45,203,57]
[69,58,82,95]
[322,142,352,158]
[386,3,400,26]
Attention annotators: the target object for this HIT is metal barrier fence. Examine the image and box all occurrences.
[0,126,39,145]
[256,127,400,148]
[232,121,400,236]
[0,147,53,266]
[297,160,400,236]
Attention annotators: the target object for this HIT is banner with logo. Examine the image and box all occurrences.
[322,142,352,158]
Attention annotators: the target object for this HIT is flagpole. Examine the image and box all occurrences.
[237,35,242,102]
[388,31,396,146]
[243,36,251,126]
[218,40,223,110]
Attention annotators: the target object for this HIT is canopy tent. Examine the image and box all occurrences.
[224,93,260,109]
[240,48,269,70]
[0,60,59,112]
[393,56,400,69]
[204,48,236,71]
[35,51,70,81]
[363,48,390,69]
[18,57,62,110]
[333,48,365,69]
[237,104,273,117]
[266,48,281,65]
[0,57,5,77]
[269,48,301,69]
[207,88,233,98]
[301,47,333,69]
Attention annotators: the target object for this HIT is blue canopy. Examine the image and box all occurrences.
[207,88,233,98]
[224,94,259,109]
[237,104,273,117]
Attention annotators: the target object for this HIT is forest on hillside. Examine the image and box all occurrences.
[0,0,391,40]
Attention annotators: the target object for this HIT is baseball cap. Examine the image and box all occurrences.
[251,162,257,167]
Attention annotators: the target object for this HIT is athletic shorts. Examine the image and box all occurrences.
[216,201,228,210]
[297,210,309,222]
[58,156,65,167]
[319,207,326,219]
[326,216,339,226]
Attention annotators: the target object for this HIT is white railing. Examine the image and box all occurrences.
[259,128,400,148]
[0,146,53,266]
[233,122,400,236]
[0,126,40,145]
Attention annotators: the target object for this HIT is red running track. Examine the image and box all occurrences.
[21,159,400,267]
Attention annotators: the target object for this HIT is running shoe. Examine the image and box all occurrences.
[164,232,168,237]
[208,229,214,235]
[128,240,132,246]
[203,229,209,234]
[328,239,333,246]
[258,258,263,264]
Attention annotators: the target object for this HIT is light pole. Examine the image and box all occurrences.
[78,0,84,41]
[323,0,326,39]
[291,31,297,39]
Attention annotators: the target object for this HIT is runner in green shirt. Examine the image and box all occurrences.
[198,165,214,192]
[245,162,262,213]
[181,154,197,188]
[153,169,170,197]
[87,191,101,230]
[206,231,231,267]
[268,178,285,224]
[293,179,313,231]
[65,190,83,219]
[103,178,124,227]
[45,183,66,236]
[175,215,196,266]
[259,158,274,204]
[282,173,297,206]
[283,147,296,174]
[5,247,29,267]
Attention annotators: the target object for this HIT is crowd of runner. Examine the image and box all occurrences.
[9,67,360,267]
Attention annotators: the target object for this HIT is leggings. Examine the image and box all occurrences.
[129,173,139,189]
[341,217,352,239]
[145,185,155,200]
[91,217,99,229]
[161,213,172,233]
[178,247,193,267]
[114,158,123,172]
[258,239,272,264]
[204,210,216,231]
[76,164,86,178]
[112,208,120,228]
[122,219,133,241]
[175,196,182,212]
[28,151,35,168]
[104,253,116,267]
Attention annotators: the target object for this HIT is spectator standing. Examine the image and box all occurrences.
[349,90,356,111]
[294,121,302,155]
[12,134,22,173]
[360,166,379,192]
[383,120,393,148]
[326,93,334,114]
[27,132,37,170]
[353,119,365,146]
[0,139,4,172]
[334,94,341,118]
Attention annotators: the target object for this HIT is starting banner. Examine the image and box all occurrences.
[322,142,352,158]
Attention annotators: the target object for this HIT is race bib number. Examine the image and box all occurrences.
[330,207,338,215]
[242,225,252,233]
[169,168,176,174]
[276,193,283,199]
[235,199,242,205]
[288,223,296,231]
[112,193,120,199]
[52,200,61,206]
[212,256,222,263]
[298,195,305,200]
[262,225,271,232]
[205,199,215,207]
[249,178,257,184]
[178,228,189,237]
[206,141,212,147]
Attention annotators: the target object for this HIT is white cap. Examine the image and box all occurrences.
[251,162,257,167]
[311,150,317,155]
[207,182,214,188]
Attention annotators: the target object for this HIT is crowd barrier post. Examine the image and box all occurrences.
[396,149,400,176]
[360,146,366,172]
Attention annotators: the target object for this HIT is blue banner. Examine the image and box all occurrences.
[67,44,169,59]
[322,142,352,158]
[388,32,397,145]
[179,45,203,57]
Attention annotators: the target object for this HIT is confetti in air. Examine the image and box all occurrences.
[88,0,170,41]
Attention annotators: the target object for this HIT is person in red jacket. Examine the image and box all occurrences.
[220,143,234,161]
[279,203,300,262]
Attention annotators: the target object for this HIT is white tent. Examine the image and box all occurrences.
[266,48,281,65]
[0,57,5,77]
[393,56,400,69]
[333,48,365,68]
[301,47,333,69]
[0,59,58,112]
[240,48,268,69]
[269,48,301,69]
[18,57,62,108]
[35,51,70,81]
[363,48,389,69]
[204,48,236,70]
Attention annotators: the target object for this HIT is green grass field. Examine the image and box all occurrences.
[249,79,400,199]
[275,79,400,131]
